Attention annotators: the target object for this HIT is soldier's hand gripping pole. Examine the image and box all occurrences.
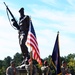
[4,2,20,30]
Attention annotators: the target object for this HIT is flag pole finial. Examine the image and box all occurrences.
[57,31,59,34]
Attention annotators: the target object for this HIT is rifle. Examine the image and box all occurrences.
[4,2,20,30]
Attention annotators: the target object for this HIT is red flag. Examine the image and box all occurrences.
[26,20,42,65]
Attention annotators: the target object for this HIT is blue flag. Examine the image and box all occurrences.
[52,32,62,75]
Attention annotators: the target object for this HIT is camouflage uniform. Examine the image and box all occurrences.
[25,59,37,75]
[41,61,51,75]
[6,61,18,75]
[6,66,18,75]
[61,61,71,75]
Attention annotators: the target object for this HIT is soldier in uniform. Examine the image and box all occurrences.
[12,7,30,60]
[61,61,71,75]
[41,60,52,75]
[25,59,37,75]
[6,60,18,75]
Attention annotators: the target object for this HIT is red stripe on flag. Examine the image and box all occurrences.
[27,32,40,56]
[26,21,42,65]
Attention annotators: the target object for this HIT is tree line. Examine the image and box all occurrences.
[0,52,75,75]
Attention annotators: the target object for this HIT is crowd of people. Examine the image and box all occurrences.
[6,59,72,75]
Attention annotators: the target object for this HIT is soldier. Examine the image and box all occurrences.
[61,61,71,75]
[41,60,51,75]
[25,59,37,75]
[6,60,18,75]
[12,7,30,60]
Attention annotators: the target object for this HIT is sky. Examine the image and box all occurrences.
[0,0,75,60]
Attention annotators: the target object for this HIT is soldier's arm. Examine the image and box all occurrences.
[6,68,10,75]
[11,19,20,30]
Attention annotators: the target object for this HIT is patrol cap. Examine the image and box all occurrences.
[19,7,24,13]
[62,60,66,64]
[10,60,15,64]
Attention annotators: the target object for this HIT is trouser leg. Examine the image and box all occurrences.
[19,35,30,59]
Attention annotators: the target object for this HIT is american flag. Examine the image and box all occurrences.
[26,20,42,65]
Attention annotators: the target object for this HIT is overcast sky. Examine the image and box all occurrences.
[0,0,75,60]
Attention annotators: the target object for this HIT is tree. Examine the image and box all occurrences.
[0,60,3,69]
[3,56,12,69]
[13,52,23,66]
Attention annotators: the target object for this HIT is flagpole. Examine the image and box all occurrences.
[30,47,32,75]
[46,58,52,75]
[28,18,32,75]
[26,18,42,74]
[51,31,62,75]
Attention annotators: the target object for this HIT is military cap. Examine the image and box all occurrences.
[62,60,66,64]
[10,60,15,64]
[19,7,24,12]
